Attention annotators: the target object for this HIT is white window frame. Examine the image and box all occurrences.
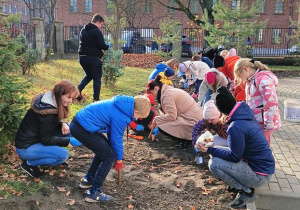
[85,0,92,13]
[70,0,78,13]
[275,0,283,13]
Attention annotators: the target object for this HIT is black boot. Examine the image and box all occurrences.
[174,140,192,149]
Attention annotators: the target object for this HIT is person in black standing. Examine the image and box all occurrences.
[78,14,109,102]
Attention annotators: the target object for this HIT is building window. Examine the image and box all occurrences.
[168,0,175,14]
[9,4,12,14]
[232,0,241,10]
[2,4,6,13]
[144,0,152,14]
[70,0,77,13]
[70,26,79,39]
[258,0,265,13]
[19,5,22,13]
[190,0,199,14]
[14,5,17,14]
[85,0,92,13]
[275,0,283,13]
[255,29,263,42]
[106,0,115,13]
[129,0,137,14]
[272,29,281,43]
[24,7,27,15]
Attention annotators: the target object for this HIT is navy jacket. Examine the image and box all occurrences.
[207,102,275,175]
[75,95,134,160]
[78,22,109,58]
[201,57,214,68]
[148,63,168,80]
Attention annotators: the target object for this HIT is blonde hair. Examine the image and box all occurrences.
[220,50,228,59]
[165,58,179,70]
[234,58,270,85]
[134,95,151,118]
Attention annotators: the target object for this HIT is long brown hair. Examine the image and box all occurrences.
[52,80,79,121]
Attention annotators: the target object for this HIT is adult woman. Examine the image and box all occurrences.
[196,87,275,209]
[15,80,82,178]
[147,75,203,149]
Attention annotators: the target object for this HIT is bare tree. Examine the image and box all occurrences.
[44,0,56,60]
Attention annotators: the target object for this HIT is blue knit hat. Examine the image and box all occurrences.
[164,67,175,77]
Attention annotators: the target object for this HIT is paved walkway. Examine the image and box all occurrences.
[254,77,300,210]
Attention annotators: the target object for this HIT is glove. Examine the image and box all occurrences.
[183,82,188,89]
[114,160,124,171]
[136,124,144,131]
[69,137,82,147]
[152,127,159,138]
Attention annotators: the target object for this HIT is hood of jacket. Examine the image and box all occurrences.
[227,102,255,124]
[155,63,168,71]
[253,70,278,87]
[112,95,134,118]
[31,92,58,115]
[83,22,98,31]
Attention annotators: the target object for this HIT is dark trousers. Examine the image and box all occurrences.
[136,110,155,130]
[194,79,203,94]
[78,56,103,101]
[69,118,116,189]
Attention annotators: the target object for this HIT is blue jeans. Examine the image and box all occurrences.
[208,157,272,190]
[201,89,212,108]
[16,144,69,166]
[194,79,203,94]
[78,56,103,101]
[69,118,117,189]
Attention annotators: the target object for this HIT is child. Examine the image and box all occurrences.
[220,50,229,60]
[69,95,151,202]
[15,80,81,178]
[197,69,228,106]
[233,58,281,145]
[193,53,214,68]
[129,93,156,134]
[196,87,275,209]
[158,66,176,86]
[180,60,210,99]
[192,100,228,148]
[148,58,179,81]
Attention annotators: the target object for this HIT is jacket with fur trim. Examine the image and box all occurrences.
[15,92,70,149]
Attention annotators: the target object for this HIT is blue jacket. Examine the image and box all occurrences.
[207,102,275,175]
[75,95,134,160]
[148,63,168,80]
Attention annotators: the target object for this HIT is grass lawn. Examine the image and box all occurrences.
[24,59,152,121]
[269,65,300,71]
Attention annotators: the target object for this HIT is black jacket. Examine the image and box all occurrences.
[15,94,70,149]
[78,22,109,58]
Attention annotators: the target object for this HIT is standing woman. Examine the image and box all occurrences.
[234,58,281,145]
[147,75,203,149]
[15,80,82,178]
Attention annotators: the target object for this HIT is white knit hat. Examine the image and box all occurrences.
[203,100,221,120]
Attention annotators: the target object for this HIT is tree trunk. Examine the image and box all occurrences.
[45,0,56,61]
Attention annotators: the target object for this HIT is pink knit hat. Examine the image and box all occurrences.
[179,63,187,73]
[203,100,221,120]
[228,48,237,57]
[205,72,216,85]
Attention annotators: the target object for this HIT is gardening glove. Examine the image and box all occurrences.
[136,124,144,131]
[183,82,188,89]
[69,137,82,147]
[114,160,124,171]
[152,128,159,138]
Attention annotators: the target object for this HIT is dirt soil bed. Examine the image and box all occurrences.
[0,131,237,210]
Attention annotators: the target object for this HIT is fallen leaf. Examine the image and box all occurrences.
[166,190,169,194]
[36,200,39,206]
[191,206,196,210]
[128,204,134,209]
[178,206,183,210]
[33,178,41,183]
[209,199,215,205]
[176,182,181,188]
[49,170,56,176]
[66,191,71,196]
[127,195,133,199]
[174,166,181,171]
[208,178,213,184]
[57,187,66,192]
[66,199,75,205]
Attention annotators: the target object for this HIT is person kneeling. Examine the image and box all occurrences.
[195,86,275,209]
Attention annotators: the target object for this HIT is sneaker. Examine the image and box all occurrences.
[20,161,43,178]
[79,175,94,189]
[227,186,239,194]
[85,189,113,202]
[230,188,257,209]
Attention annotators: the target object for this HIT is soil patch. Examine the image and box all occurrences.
[0,132,236,210]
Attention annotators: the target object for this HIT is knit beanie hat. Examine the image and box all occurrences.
[227,48,237,57]
[213,54,225,68]
[205,72,216,85]
[203,100,221,120]
[215,86,236,115]
[164,67,175,77]
[179,63,187,73]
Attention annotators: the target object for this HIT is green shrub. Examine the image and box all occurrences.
[102,49,124,86]
[0,16,30,153]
